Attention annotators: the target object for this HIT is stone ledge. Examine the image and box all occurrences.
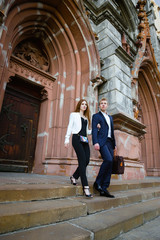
[112,112,146,137]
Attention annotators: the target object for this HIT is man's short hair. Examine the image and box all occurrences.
[99,98,108,105]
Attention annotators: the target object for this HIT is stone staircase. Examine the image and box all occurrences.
[0,178,160,240]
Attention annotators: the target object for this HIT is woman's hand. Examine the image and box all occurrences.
[65,143,69,148]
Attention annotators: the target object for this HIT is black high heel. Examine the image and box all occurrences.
[70,176,77,185]
[83,186,93,198]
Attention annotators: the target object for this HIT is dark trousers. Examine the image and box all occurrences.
[96,138,114,191]
[72,134,90,187]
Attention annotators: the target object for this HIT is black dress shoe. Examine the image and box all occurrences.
[93,182,102,192]
[100,190,115,198]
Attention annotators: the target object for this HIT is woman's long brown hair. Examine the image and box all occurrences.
[75,99,91,127]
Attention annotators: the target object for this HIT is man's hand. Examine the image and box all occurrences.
[114,146,117,156]
[94,143,100,151]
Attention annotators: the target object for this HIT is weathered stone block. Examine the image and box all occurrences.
[99,43,117,59]
[115,130,140,160]
[97,36,113,51]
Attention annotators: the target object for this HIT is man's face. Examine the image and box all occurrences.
[99,100,108,112]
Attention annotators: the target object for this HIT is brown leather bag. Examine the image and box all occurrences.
[112,156,125,174]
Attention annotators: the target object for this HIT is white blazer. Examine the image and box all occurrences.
[64,112,91,144]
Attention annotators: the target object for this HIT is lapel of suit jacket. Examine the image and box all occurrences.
[99,111,108,126]
[99,111,114,131]
[108,115,114,132]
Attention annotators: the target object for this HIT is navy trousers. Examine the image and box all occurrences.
[96,138,114,190]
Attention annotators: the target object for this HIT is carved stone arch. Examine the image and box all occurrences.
[130,0,160,177]
[138,61,160,176]
[0,0,100,175]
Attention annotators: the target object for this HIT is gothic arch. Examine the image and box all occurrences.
[0,0,100,173]
[138,61,160,176]
[0,0,100,89]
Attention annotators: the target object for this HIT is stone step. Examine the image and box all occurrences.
[0,184,80,203]
[0,197,160,240]
[0,198,87,234]
[76,186,160,214]
[1,179,160,203]
[1,186,160,234]
[70,197,160,240]
[0,222,92,240]
[108,179,160,192]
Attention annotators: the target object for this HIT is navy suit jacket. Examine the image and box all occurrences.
[92,111,116,148]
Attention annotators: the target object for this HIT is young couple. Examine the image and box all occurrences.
[64,98,116,198]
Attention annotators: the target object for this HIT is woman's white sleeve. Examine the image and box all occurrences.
[64,113,74,144]
[87,128,92,135]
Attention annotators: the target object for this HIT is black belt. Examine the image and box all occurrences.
[107,137,113,141]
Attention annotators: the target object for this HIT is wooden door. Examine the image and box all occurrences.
[0,77,42,172]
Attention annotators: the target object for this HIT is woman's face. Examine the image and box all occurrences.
[80,101,87,112]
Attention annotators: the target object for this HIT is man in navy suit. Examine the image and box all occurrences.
[92,98,116,198]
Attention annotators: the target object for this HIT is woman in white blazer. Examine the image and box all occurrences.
[64,99,92,198]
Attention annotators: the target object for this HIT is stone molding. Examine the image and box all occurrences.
[84,0,137,53]
[9,56,56,89]
[112,112,146,137]
[43,156,146,179]
[84,0,125,27]
[115,46,135,67]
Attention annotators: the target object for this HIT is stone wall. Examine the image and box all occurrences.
[84,0,160,179]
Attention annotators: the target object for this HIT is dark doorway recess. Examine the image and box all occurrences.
[0,77,43,172]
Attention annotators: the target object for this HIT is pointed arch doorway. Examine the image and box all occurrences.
[138,62,160,176]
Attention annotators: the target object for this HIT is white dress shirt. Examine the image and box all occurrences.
[101,111,111,138]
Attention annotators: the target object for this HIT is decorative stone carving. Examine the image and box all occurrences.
[121,32,131,55]
[9,56,55,90]
[41,89,48,101]
[133,101,142,120]
[144,42,152,57]
[136,0,150,45]
[13,40,49,72]
[100,58,105,67]
[91,75,106,89]
[93,32,99,40]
